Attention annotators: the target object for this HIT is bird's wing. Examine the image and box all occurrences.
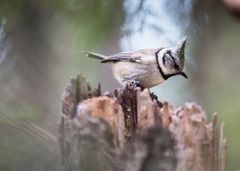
[101,49,158,64]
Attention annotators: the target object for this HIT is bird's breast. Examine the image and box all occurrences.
[112,62,165,88]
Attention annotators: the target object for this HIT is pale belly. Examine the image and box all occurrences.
[112,62,164,88]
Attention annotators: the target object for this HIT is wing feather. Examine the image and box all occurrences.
[101,49,158,64]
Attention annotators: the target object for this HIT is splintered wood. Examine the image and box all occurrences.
[59,75,227,171]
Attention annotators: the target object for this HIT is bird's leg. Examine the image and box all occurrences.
[148,90,162,108]
[150,90,158,100]
[147,89,158,101]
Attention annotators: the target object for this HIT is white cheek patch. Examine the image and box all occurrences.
[157,48,169,74]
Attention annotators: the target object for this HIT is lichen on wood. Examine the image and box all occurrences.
[59,74,227,171]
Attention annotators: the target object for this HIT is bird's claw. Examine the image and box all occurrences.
[131,80,141,87]
[127,80,143,90]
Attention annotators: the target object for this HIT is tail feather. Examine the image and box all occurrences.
[83,51,107,60]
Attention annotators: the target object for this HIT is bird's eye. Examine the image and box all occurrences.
[162,55,166,65]
[163,53,174,67]
[174,63,179,70]
[162,51,181,70]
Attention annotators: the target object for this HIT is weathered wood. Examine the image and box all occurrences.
[61,75,101,118]
[163,103,221,171]
[113,87,139,143]
[219,123,227,171]
[59,75,227,171]
[121,126,177,171]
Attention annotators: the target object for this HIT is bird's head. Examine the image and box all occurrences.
[157,37,188,79]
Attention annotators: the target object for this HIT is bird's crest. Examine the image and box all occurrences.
[176,36,187,69]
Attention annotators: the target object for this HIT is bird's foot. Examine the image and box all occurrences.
[128,80,144,90]
[130,80,141,87]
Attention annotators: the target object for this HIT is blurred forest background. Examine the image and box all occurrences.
[0,0,239,170]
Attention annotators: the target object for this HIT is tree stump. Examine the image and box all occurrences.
[59,75,227,171]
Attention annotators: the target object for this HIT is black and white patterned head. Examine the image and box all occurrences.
[157,37,188,79]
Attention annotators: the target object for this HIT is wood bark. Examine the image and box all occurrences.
[59,75,227,171]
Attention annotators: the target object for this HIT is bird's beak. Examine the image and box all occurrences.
[179,72,188,79]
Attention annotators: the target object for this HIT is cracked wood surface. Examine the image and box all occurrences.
[59,75,227,171]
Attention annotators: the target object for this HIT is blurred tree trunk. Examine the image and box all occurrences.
[189,0,223,104]
[59,75,227,171]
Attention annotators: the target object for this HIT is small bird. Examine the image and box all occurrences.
[84,37,188,89]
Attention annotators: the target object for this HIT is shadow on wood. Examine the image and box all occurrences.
[59,75,227,171]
